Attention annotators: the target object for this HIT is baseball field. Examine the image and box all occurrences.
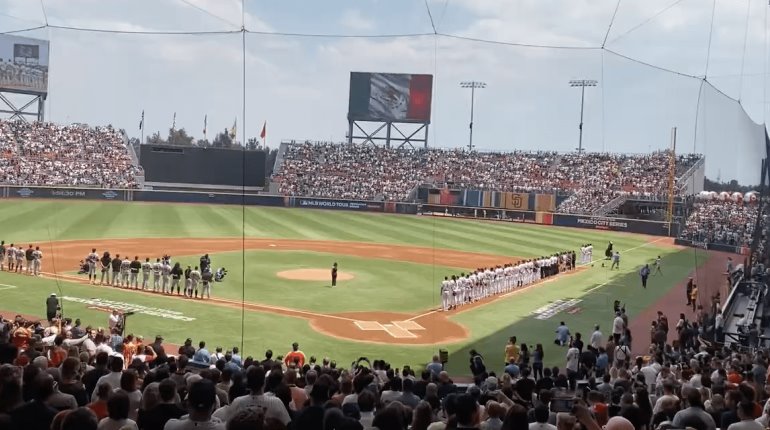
[0,200,727,375]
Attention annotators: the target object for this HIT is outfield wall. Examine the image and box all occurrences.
[1,185,693,240]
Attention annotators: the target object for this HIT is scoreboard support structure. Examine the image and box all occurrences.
[347,119,429,149]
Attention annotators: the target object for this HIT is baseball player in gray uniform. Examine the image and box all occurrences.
[5,244,14,272]
[86,248,99,284]
[32,246,42,276]
[190,266,202,299]
[0,241,5,271]
[14,247,23,273]
[141,258,152,290]
[152,258,162,292]
[161,260,171,294]
[120,255,131,286]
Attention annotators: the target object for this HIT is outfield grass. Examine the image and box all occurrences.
[0,200,699,373]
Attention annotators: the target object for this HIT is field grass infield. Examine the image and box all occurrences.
[0,200,722,376]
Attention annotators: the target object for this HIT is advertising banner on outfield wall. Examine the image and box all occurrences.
[289,197,384,211]
[6,186,127,200]
[552,214,674,236]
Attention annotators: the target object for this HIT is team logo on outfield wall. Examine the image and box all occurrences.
[102,191,118,200]
[531,299,582,320]
[16,188,33,198]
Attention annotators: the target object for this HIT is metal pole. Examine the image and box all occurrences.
[469,85,475,151]
[578,85,585,153]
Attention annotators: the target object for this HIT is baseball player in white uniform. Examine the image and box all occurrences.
[141,258,152,290]
[441,277,451,311]
[32,246,42,276]
[587,244,593,263]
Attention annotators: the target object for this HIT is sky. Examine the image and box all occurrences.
[0,0,768,184]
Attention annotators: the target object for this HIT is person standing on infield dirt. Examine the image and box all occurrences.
[331,262,338,287]
[610,251,620,270]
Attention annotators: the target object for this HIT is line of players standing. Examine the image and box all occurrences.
[440,250,578,311]
[83,249,215,299]
[0,241,43,275]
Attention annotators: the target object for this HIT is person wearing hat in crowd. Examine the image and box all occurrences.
[164,379,225,429]
[46,293,59,323]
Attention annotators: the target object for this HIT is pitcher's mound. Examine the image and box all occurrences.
[277,269,354,282]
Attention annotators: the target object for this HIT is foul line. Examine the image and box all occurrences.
[34,270,359,323]
[0,283,18,291]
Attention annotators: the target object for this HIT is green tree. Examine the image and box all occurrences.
[167,128,195,146]
[212,129,233,148]
[146,132,166,145]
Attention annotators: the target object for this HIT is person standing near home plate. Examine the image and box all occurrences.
[331,262,338,287]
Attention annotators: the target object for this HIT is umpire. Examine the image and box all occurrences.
[46,293,59,322]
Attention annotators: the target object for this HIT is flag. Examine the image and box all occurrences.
[139,110,144,130]
[260,121,266,139]
[203,114,207,136]
[229,118,237,139]
[172,112,176,130]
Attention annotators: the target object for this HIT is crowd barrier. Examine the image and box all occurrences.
[674,238,749,255]
[0,186,420,215]
[418,203,679,237]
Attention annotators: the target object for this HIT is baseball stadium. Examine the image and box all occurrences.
[0,1,769,429]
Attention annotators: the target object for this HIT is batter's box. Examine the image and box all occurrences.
[355,321,384,331]
[393,321,425,331]
[382,323,417,338]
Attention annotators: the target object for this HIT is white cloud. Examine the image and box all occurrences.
[339,9,376,32]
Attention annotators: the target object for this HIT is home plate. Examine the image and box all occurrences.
[269,244,276,247]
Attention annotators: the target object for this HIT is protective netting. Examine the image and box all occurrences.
[0,0,766,183]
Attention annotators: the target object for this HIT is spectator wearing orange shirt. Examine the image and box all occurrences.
[11,321,31,350]
[48,336,68,368]
[727,366,744,385]
[284,342,306,368]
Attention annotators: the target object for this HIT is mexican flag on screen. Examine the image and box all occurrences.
[348,72,433,122]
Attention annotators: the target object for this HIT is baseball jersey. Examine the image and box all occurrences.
[87,252,99,265]
[15,249,23,260]
[190,270,201,281]
[32,250,42,260]
[142,261,152,274]
[121,258,131,271]
[7,246,16,259]
[161,263,171,276]
[152,262,161,275]
[441,280,450,293]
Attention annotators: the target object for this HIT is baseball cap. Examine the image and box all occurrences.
[155,335,163,340]
[187,379,216,412]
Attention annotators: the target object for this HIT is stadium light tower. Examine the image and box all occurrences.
[569,79,598,154]
[460,81,486,151]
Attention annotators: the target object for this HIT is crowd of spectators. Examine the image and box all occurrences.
[274,143,701,214]
[0,120,140,188]
[1,286,764,430]
[679,200,760,248]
